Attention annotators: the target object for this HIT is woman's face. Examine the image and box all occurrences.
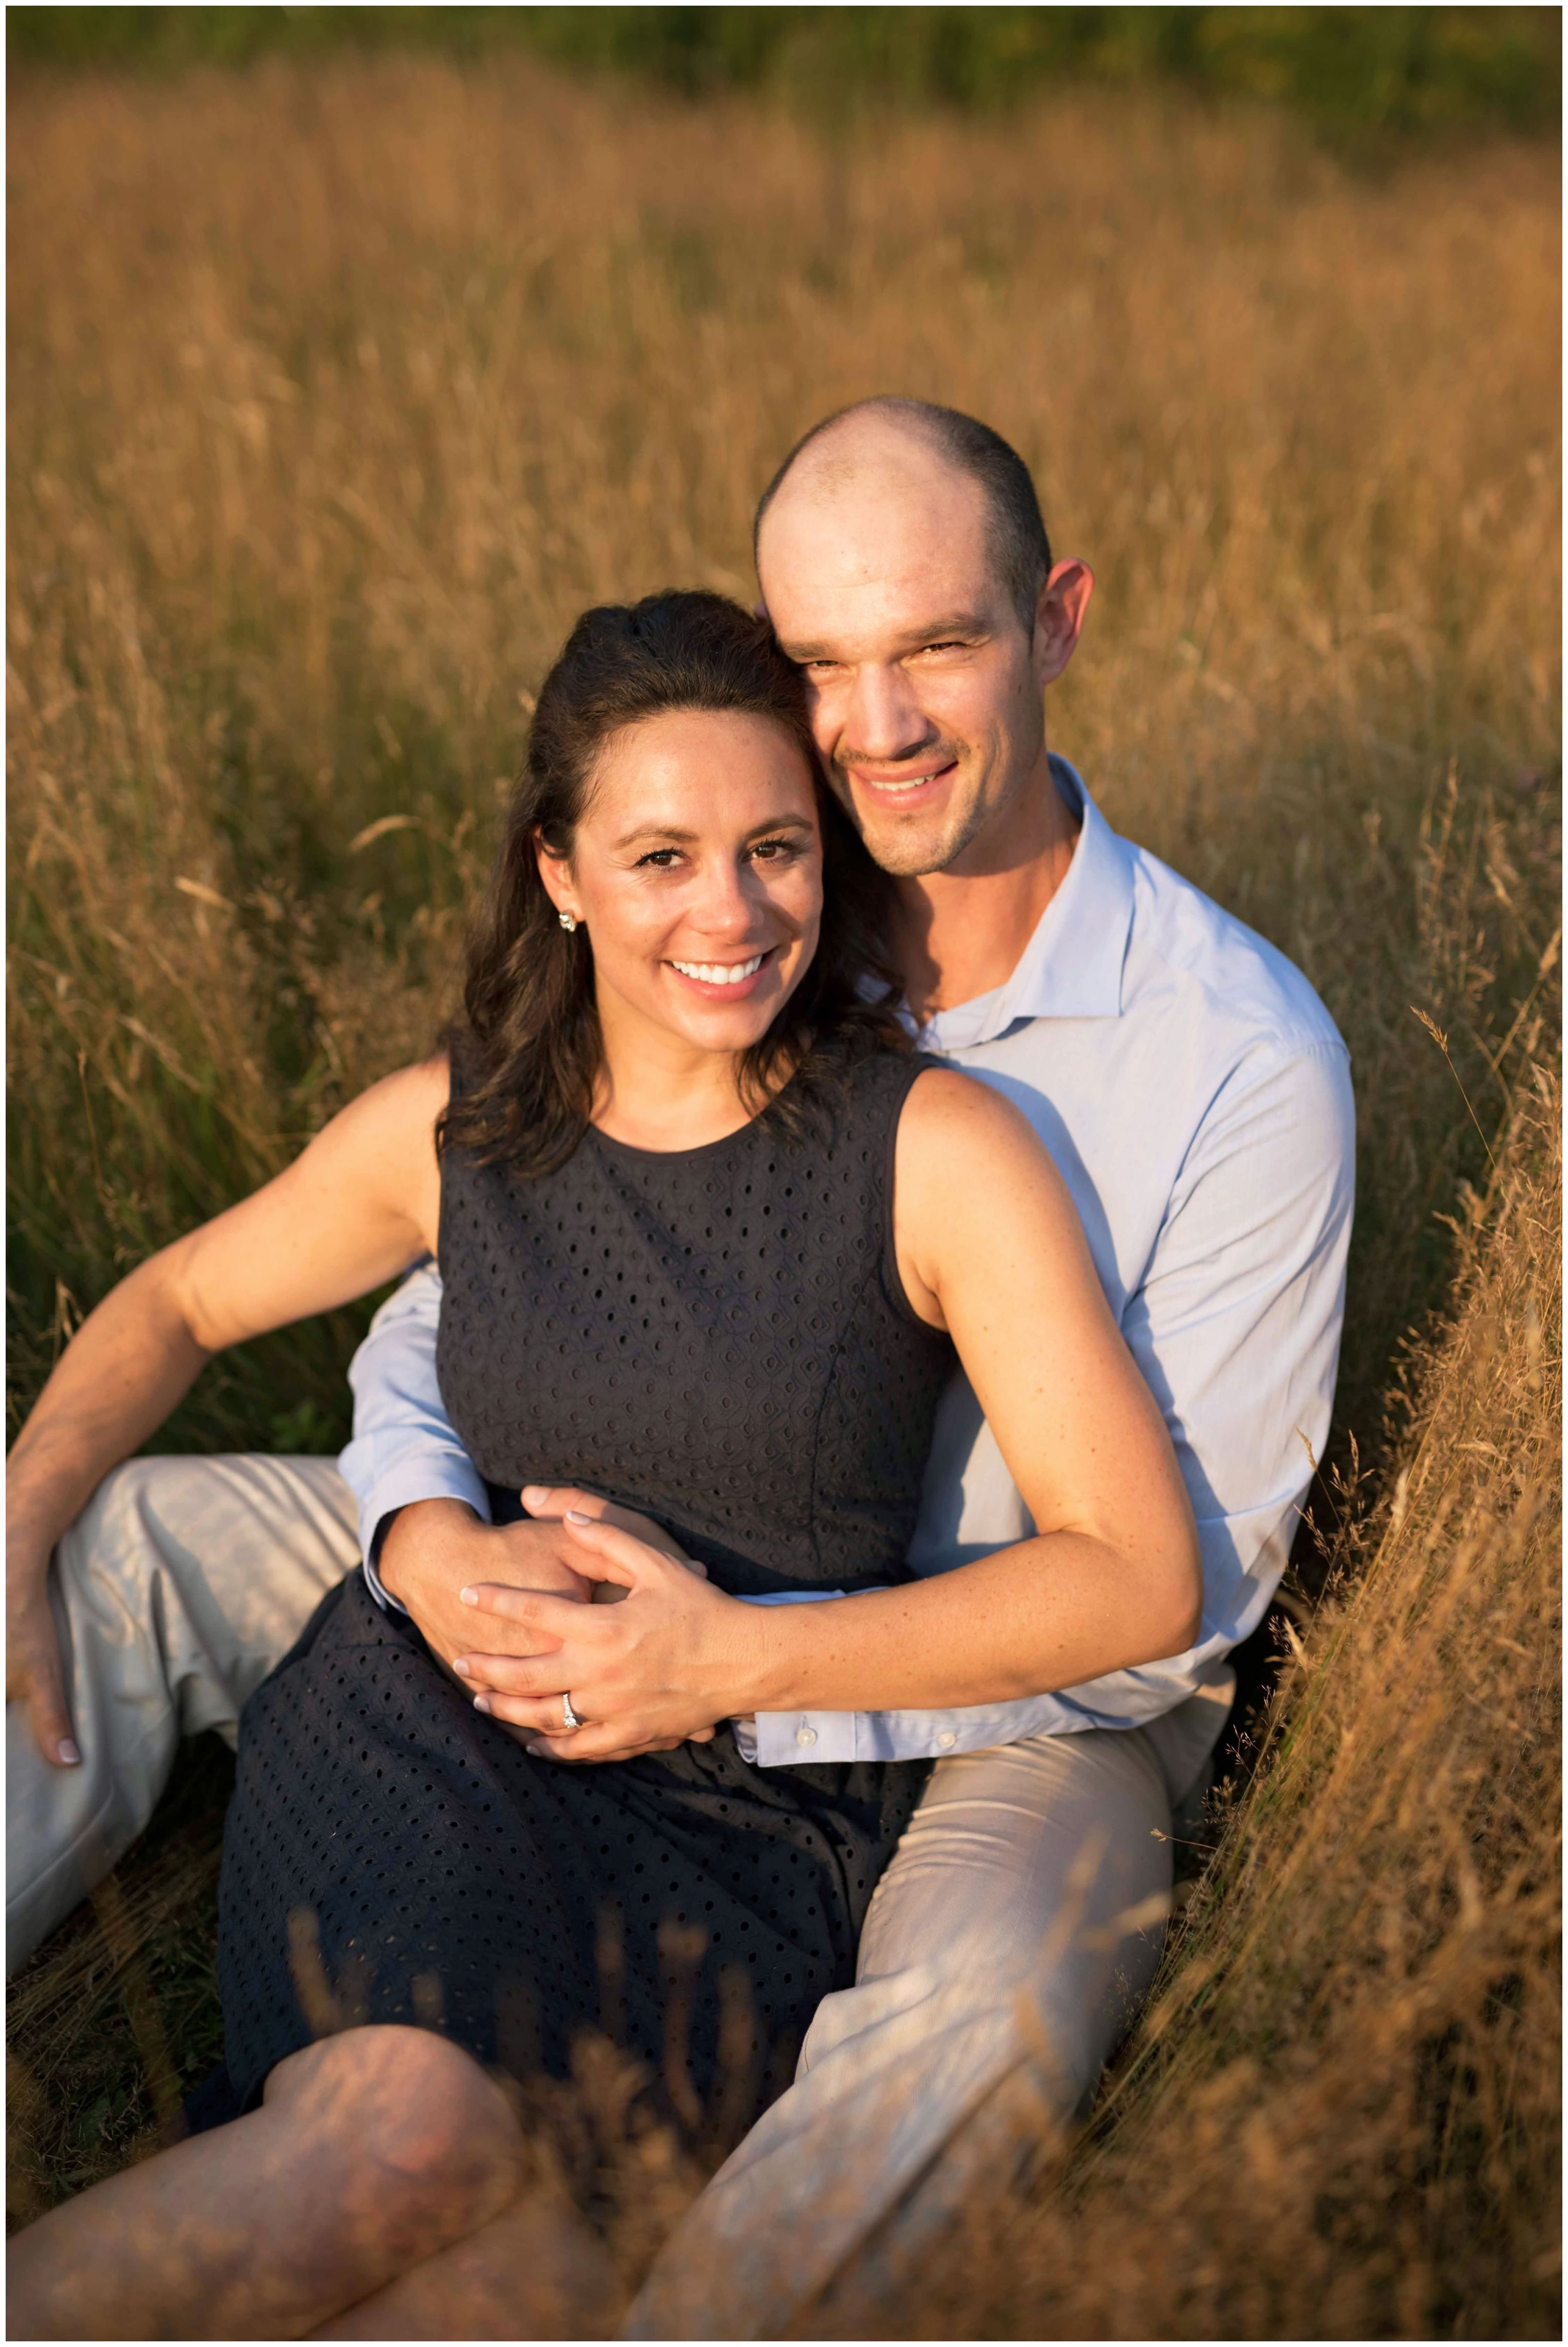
[537,707,824,1061]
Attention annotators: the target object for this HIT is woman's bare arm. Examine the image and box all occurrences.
[457,1069,1202,1752]
[7,1059,447,1760]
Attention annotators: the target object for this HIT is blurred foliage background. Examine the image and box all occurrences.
[9,3,1563,141]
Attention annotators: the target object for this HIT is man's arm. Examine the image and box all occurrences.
[339,1261,487,1609]
[748,1036,1355,1764]
[338,1272,713,1690]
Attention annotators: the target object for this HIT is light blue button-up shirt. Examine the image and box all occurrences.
[342,759,1354,1767]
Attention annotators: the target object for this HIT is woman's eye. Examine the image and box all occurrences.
[635,848,682,869]
[749,837,799,864]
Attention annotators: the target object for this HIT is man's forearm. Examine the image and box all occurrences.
[340,1263,490,1568]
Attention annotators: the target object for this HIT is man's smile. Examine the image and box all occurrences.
[845,759,960,806]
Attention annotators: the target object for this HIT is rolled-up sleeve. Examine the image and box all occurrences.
[339,1261,489,1608]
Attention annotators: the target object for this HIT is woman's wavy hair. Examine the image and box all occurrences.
[439,589,910,1175]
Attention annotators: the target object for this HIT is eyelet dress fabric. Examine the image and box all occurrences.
[217,1048,954,2130]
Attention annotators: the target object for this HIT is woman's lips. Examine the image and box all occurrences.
[666,946,778,1001]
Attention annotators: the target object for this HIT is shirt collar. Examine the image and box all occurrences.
[921,756,1135,1053]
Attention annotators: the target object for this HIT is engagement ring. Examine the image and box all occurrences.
[561,1692,581,1731]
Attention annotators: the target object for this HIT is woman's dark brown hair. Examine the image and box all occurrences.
[440,589,910,1174]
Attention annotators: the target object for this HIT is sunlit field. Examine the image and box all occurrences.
[7,53,1560,2334]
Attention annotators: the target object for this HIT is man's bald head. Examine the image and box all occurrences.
[753,397,1052,634]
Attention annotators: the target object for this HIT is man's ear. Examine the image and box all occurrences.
[1032,558,1094,688]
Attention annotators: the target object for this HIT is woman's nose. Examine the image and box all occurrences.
[686,858,766,940]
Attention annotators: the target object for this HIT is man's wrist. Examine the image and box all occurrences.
[376,1497,482,1605]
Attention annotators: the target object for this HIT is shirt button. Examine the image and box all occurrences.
[937,1731,957,1751]
[795,1723,818,1748]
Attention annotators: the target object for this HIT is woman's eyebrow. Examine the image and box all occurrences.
[612,822,700,850]
[744,812,815,836]
[611,811,815,851]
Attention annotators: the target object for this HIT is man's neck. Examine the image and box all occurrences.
[894,751,1082,1023]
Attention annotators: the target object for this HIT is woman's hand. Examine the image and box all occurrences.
[454,1512,761,1761]
[6,1544,77,1767]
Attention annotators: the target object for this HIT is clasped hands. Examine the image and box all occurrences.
[377,1486,759,1763]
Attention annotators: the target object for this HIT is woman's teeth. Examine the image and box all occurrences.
[671,954,765,986]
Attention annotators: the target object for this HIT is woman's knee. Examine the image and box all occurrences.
[267,2025,525,2244]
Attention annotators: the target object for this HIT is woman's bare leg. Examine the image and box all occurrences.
[313,2189,618,2340]
[8,2026,526,2341]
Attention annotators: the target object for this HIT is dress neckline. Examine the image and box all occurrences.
[583,1059,811,1165]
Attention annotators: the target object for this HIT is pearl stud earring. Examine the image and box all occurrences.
[558,911,578,932]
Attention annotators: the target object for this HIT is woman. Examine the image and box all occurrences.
[9,591,1200,2339]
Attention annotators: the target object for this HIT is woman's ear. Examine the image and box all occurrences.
[533,828,581,926]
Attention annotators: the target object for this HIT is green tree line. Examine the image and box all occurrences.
[8,5,1561,137]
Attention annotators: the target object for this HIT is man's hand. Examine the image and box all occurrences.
[455,1512,760,1761]
[377,1498,594,1672]
[6,1546,79,1768]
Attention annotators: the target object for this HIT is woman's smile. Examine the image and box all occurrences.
[666,946,777,999]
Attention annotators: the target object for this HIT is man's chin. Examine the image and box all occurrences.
[854,809,975,879]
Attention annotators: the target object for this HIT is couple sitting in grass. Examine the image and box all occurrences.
[8,399,1353,2339]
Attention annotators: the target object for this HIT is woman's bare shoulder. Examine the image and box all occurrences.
[289,1055,451,1194]
[894,1060,1080,1271]
[898,1063,1048,1163]
[331,1053,449,1134]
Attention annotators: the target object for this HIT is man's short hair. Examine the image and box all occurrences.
[753,396,1053,633]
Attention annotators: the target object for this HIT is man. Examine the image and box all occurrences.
[8,399,1352,2334]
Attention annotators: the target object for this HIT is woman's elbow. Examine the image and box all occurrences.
[1139,1527,1205,1662]
[1159,1530,1211,1661]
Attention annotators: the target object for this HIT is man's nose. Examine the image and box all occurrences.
[837,663,931,766]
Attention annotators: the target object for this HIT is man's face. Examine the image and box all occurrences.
[758,453,1049,877]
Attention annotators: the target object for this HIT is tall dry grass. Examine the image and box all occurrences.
[9,59,1559,1450]
[6,54,1561,2327]
[854,1072,1560,2340]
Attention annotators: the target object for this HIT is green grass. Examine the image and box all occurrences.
[8,4,1562,141]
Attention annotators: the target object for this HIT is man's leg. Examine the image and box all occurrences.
[626,1717,1203,2340]
[7,1453,359,1973]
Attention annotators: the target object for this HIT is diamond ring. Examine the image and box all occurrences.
[561,1692,581,1732]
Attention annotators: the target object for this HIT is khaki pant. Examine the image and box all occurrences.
[7,1454,1229,2336]
[7,1455,360,1972]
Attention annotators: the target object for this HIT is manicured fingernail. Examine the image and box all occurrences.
[521,1486,545,1504]
[473,1694,492,1715]
[453,1658,471,1677]
[459,1586,479,1605]
[57,1739,80,1766]
[525,1744,546,1757]
[565,1509,592,1525]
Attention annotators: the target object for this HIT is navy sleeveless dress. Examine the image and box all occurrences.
[217,1049,953,2132]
